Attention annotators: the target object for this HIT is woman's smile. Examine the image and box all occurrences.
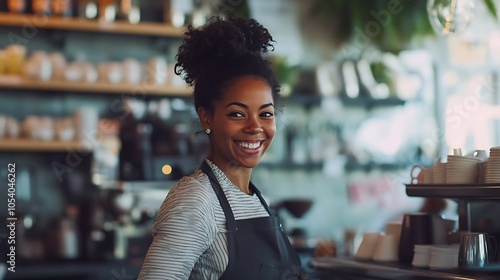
[234,140,265,154]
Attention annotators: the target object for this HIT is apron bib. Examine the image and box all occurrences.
[201,161,302,280]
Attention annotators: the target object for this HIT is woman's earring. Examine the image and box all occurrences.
[205,128,211,135]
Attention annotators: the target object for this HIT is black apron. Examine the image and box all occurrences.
[200,161,302,280]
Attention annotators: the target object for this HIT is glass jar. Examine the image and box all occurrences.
[52,0,72,17]
[32,0,51,15]
[118,0,140,24]
[78,0,98,19]
[7,0,27,13]
[98,0,117,22]
[5,45,27,75]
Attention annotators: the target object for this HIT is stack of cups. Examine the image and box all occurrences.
[412,244,460,269]
[429,245,460,270]
[446,155,481,184]
[432,161,447,184]
[412,245,433,268]
[485,147,500,183]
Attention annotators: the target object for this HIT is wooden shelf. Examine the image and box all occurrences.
[406,184,500,200]
[0,12,185,37]
[0,76,193,96]
[0,138,94,152]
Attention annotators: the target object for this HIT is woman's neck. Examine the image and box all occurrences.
[206,157,253,195]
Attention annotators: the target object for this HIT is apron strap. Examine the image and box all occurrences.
[249,182,272,216]
[200,161,237,231]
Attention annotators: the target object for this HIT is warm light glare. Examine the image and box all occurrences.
[162,164,173,175]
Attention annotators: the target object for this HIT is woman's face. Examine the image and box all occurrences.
[200,76,276,169]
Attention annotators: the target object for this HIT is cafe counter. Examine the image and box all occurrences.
[308,257,500,280]
[3,260,142,280]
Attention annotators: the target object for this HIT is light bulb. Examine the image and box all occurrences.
[427,0,476,36]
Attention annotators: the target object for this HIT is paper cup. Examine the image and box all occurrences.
[373,234,398,262]
[355,232,381,260]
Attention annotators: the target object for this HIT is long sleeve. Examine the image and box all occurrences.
[138,177,217,280]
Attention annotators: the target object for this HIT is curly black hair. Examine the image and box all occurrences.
[174,16,281,113]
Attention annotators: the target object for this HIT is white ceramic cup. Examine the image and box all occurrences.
[355,232,381,260]
[473,149,488,161]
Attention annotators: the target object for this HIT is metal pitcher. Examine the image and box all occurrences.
[458,232,497,270]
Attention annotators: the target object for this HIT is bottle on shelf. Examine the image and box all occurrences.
[78,0,98,19]
[119,98,146,181]
[57,205,80,260]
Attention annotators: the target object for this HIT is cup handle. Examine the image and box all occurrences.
[410,165,423,184]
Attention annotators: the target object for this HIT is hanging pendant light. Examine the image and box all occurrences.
[427,0,476,36]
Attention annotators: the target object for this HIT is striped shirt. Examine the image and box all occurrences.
[138,160,270,280]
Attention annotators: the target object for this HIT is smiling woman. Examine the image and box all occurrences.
[197,76,276,185]
[138,15,305,280]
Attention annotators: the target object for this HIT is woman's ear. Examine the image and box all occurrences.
[197,106,211,130]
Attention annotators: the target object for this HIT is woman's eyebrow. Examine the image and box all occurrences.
[225,102,274,109]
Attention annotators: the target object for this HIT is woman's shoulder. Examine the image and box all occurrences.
[153,170,218,230]
[158,170,217,213]
[169,169,213,197]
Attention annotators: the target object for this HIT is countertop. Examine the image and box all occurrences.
[3,259,142,280]
[309,257,500,280]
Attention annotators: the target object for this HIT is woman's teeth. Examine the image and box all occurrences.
[238,142,261,149]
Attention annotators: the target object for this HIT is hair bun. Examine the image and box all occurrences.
[175,16,275,85]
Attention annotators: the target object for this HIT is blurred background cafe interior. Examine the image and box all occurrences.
[1,0,500,279]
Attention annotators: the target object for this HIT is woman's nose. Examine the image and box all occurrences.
[245,118,263,134]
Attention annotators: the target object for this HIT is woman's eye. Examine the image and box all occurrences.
[261,112,274,118]
[228,112,244,118]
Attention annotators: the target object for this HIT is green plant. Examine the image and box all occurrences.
[269,56,300,96]
[484,0,498,19]
[311,0,497,52]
